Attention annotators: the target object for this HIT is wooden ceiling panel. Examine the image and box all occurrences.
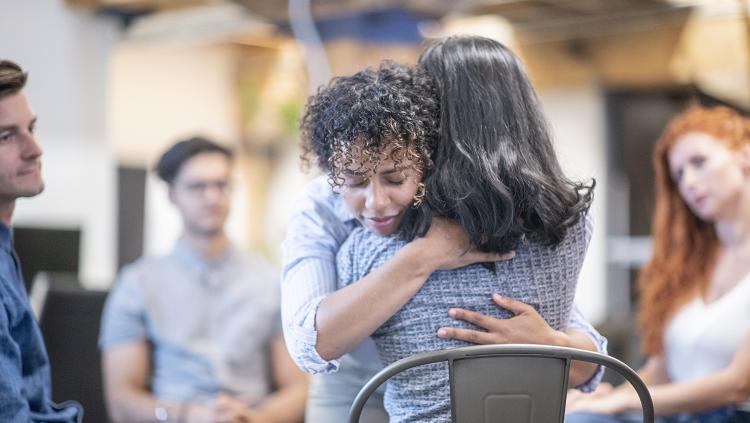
[476,0,678,23]
[66,0,216,11]
[230,0,468,21]
[477,2,581,23]
[67,0,689,38]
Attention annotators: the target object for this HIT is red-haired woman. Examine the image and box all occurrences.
[567,105,750,423]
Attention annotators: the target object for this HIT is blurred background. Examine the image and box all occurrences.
[1,0,749,418]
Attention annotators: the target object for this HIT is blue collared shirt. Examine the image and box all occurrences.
[99,240,282,404]
[281,176,607,391]
[0,223,80,422]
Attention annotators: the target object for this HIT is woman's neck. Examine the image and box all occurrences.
[714,187,750,250]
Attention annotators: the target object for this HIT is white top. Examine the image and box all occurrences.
[664,270,750,410]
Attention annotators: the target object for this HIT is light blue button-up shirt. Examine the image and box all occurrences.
[280,176,606,391]
[99,240,281,404]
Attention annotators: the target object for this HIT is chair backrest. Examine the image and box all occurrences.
[38,285,110,423]
[348,344,654,423]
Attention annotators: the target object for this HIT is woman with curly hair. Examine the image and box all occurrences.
[567,105,750,423]
[297,40,595,421]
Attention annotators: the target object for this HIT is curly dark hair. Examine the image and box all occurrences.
[300,61,440,215]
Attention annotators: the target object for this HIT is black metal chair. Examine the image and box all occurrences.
[349,344,654,423]
[36,273,110,423]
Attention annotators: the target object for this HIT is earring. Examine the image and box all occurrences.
[413,183,426,207]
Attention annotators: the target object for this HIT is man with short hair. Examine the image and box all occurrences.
[99,137,309,423]
[0,59,82,422]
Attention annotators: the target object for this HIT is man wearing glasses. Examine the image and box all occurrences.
[99,137,308,423]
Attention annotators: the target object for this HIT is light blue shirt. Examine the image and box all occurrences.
[281,176,607,392]
[99,240,281,405]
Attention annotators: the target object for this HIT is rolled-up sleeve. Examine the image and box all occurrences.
[567,303,608,392]
[282,257,342,373]
[281,177,357,373]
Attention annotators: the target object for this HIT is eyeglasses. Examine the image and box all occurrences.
[178,180,231,196]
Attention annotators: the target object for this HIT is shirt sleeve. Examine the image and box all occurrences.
[0,275,82,423]
[280,176,356,373]
[567,302,608,392]
[98,264,149,350]
[0,281,33,422]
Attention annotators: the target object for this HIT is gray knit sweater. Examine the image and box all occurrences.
[336,213,592,423]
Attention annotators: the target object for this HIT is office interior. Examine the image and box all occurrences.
[2,0,748,420]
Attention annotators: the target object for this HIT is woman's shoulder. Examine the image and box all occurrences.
[336,228,408,286]
[567,210,594,246]
[574,210,594,249]
[512,211,592,272]
[339,227,406,258]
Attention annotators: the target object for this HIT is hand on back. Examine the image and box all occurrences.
[437,294,562,346]
[416,216,514,272]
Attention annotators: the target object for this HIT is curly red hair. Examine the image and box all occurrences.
[639,105,750,355]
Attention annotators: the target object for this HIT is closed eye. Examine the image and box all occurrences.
[345,176,367,188]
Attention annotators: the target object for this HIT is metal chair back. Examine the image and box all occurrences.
[348,344,654,423]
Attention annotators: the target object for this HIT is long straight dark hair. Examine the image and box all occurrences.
[409,35,594,254]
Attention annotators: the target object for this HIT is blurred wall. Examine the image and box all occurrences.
[0,0,120,289]
[108,41,249,257]
[109,42,242,167]
[540,86,607,325]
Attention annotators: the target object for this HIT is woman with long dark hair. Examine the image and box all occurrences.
[567,105,750,422]
[417,35,592,254]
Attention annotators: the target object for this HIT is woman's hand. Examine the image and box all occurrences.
[416,217,514,272]
[436,294,563,346]
[566,383,613,408]
[566,384,638,415]
[437,294,601,387]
